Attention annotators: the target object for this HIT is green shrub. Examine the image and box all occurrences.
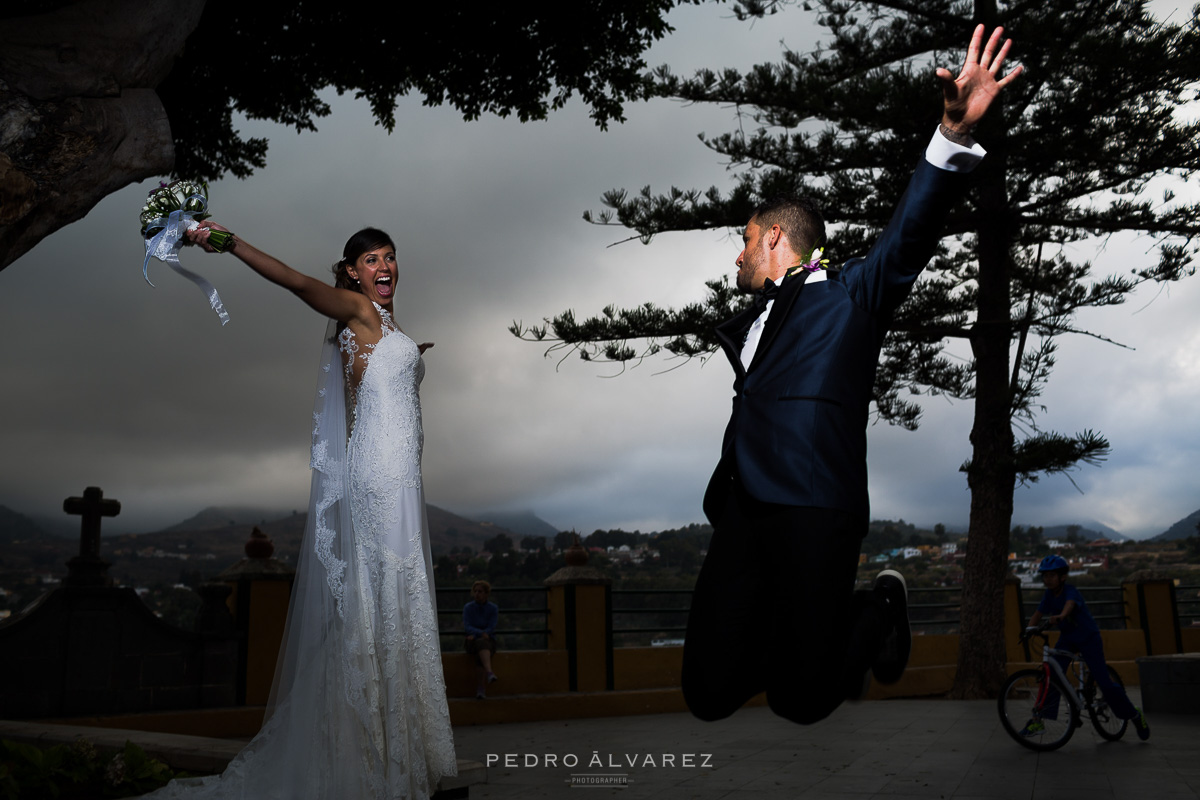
[0,737,192,798]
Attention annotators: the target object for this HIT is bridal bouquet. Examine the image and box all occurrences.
[139,180,231,325]
[140,180,234,249]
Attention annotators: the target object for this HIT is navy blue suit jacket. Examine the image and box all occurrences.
[703,156,971,523]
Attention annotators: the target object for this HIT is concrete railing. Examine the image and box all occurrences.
[205,558,1200,704]
[32,567,1198,735]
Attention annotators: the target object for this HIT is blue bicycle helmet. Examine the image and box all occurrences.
[1038,554,1068,572]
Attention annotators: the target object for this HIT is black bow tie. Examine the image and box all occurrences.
[751,278,780,314]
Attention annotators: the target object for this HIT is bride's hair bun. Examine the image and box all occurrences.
[332,257,359,293]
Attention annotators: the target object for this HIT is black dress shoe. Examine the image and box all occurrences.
[871,570,911,684]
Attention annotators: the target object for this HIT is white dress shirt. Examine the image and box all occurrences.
[738,128,985,370]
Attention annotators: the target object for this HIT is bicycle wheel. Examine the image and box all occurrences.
[998,668,1077,751]
[1085,665,1129,741]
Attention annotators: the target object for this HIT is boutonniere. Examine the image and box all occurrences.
[788,244,829,277]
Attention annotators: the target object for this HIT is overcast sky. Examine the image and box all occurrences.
[2,3,1196,541]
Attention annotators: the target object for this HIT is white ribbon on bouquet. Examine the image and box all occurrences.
[142,194,230,326]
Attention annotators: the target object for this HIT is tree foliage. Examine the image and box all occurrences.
[520,535,548,551]
[514,0,1200,695]
[160,0,702,181]
[482,533,515,555]
[518,0,1199,436]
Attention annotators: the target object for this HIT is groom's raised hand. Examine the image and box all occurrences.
[938,24,1023,136]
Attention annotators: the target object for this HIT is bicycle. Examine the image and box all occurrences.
[997,623,1129,751]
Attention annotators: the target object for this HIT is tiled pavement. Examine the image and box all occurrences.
[4,689,1196,799]
[451,689,1199,799]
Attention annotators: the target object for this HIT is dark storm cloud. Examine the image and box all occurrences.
[2,3,1196,539]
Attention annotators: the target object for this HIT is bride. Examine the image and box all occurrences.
[147,224,457,798]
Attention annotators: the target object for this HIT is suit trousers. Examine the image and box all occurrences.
[682,478,883,724]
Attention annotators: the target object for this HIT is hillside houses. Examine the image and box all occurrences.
[865,542,961,565]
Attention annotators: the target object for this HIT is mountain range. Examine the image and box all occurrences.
[1040,521,1128,543]
[1,502,558,557]
[462,510,560,541]
[1152,509,1200,542]
[0,504,49,543]
[6,503,1199,553]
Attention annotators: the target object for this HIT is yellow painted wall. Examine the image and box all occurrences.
[1141,581,1179,654]
[908,634,958,667]
[1101,629,1148,661]
[613,647,684,690]
[574,585,610,691]
[442,649,569,698]
[613,635,966,697]
[244,581,291,705]
[606,629,1150,700]
[546,587,567,651]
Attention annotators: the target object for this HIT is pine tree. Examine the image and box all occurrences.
[513,0,1200,695]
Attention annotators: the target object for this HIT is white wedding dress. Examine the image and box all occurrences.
[148,303,456,799]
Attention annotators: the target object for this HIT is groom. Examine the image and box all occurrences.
[681,25,1022,724]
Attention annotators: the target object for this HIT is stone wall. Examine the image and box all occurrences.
[0,584,237,719]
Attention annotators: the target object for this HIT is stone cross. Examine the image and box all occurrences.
[63,485,120,587]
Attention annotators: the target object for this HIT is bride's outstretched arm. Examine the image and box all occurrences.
[188,221,370,325]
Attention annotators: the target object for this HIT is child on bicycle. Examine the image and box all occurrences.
[1022,554,1150,740]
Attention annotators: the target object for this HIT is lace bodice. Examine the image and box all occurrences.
[344,304,425,511]
[338,305,424,416]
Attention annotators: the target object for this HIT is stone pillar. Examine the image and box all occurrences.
[216,528,295,705]
[1123,571,1182,656]
[544,541,612,692]
[1003,575,1029,663]
[195,583,238,708]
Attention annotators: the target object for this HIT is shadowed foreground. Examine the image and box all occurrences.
[451,693,1197,799]
[4,691,1196,798]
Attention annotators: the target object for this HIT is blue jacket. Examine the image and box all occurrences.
[705,156,970,519]
[463,600,498,636]
[1038,584,1100,646]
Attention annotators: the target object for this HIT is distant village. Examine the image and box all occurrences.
[434,519,1200,594]
[851,520,1200,590]
[3,499,1198,630]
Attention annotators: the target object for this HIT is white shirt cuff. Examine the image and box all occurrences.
[925,129,986,173]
